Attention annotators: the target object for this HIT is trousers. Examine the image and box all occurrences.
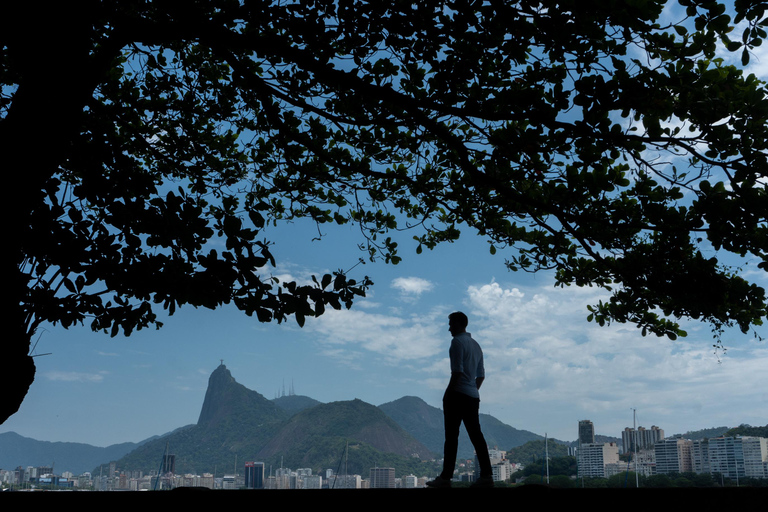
[440,388,493,480]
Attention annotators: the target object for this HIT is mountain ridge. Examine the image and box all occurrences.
[259,398,432,460]
[94,365,442,475]
[4,364,700,476]
[378,395,544,459]
[0,431,154,476]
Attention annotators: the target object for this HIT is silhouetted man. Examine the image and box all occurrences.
[427,311,493,488]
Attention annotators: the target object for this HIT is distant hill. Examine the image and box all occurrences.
[257,399,434,475]
[273,394,322,415]
[725,424,768,438]
[378,396,542,458]
[506,439,572,464]
[0,431,148,475]
[672,426,730,440]
[378,396,444,451]
[595,434,621,446]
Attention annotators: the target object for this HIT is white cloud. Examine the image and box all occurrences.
[307,307,445,362]
[299,273,768,440]
[391,276,434,300]
[45,371,105,383]
[457,280,768,439]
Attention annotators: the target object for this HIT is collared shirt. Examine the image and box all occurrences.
[449,332,485,399]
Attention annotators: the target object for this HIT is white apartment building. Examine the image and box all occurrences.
[492,463,509,482]
[604,462,629,478]
[303,475,323,489]
[403,474,418,488]
[578,442,620,478]
[488,448,507,462]
[328,474,361,489]
[625,449,655,477]
[742,436,768,479]
[708,436,745,479]
[688,436,766,480]
[655,438,693,474]
[691,439,710,475]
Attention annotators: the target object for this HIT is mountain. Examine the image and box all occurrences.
[674,426,730,440]
[273,394,322,415]
[262,399,432,459]
[378,396,542,459]
[724,424,768,438]
[506,439,573,464]
[108,364,290,475]
[0,431,147,475]
[480,413,546,451]
[107,365,437,476]
[7,366,568,477]
[378,396,445,452]
[256,399,434,474]
[197,364,288,430]
[595,434,621,446]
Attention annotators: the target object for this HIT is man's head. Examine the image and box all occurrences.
[448,311,468,336]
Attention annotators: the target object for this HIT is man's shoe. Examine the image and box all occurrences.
[425,476,452,488]
[470,475,494,488]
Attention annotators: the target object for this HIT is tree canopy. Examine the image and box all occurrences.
[5,0,768,424]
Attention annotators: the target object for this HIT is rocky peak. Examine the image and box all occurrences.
[197,364,284,427]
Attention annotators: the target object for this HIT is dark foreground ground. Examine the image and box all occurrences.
[2,485,766,507]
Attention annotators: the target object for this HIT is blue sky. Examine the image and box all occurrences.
[4,5,768,451]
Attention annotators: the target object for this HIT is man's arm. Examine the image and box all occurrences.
[476,377,484,390]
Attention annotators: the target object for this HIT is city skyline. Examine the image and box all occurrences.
[6,427,766,490]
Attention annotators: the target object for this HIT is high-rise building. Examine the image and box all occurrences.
[691,439,710,474]
[369,467,395,488]
[303,475,323,489]
[577,420,597,478]
[245,462,264,489]
[629,448,657,477]
[655,438,693,474]
[200,473,214,489]
[741,437,768,479]
[578,442,620,478]
[708,436,745,479]
[329,474,361,489]
[578,420,595,445]
[622,425,664,453]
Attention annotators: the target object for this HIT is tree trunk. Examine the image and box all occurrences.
[1,4,104,424]
[1,295,35,425]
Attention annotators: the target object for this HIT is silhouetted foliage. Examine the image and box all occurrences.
[5,1,768,424]
[545,474,577,488]
[674,426,730,440]
[512,457,575,486]
[570,471,768,488]
[506,440,571,464]
[725,424,768,438]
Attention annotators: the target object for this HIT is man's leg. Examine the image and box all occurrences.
[440,390,462,480]
[461,395,492,478]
